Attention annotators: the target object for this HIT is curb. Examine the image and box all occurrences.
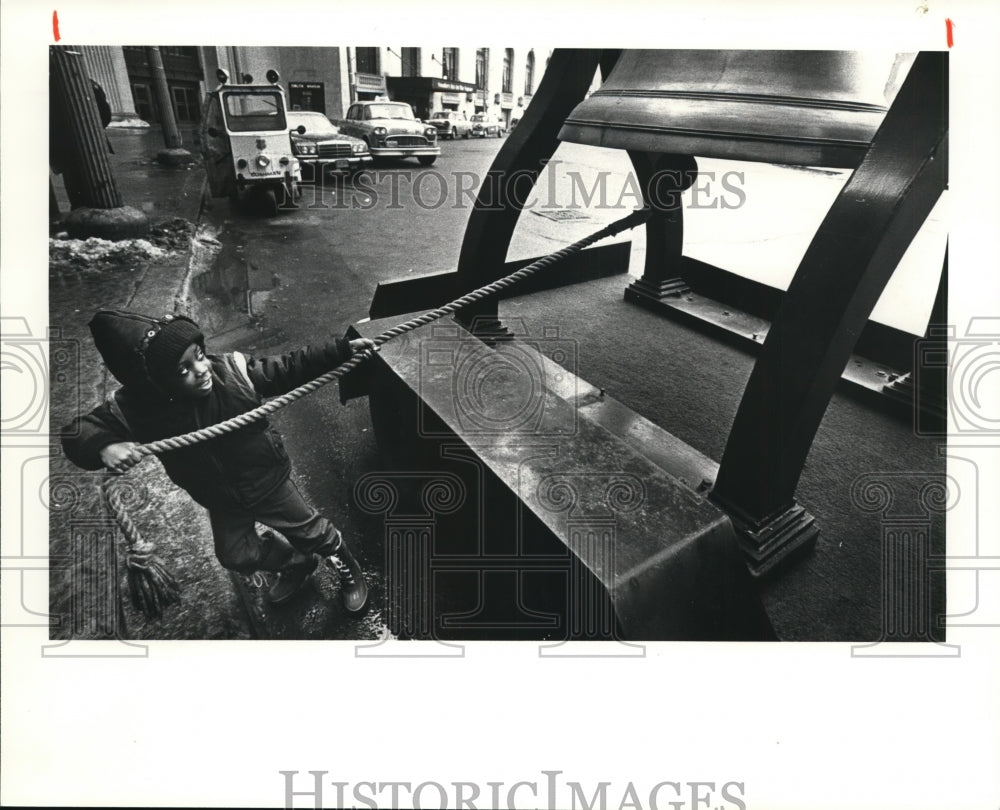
[111,176,256,640]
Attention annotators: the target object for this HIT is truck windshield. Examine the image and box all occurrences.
[223,91,287,132]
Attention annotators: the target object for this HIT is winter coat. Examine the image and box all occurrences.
[62,341,352,510]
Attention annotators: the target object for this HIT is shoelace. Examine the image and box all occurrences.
[329,555,356,586]
[246,571,268,589]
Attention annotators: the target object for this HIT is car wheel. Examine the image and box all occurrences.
[463,128,470,139]
[450,127,456,140]
[417,155,437,166]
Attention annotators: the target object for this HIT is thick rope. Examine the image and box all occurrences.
[103,207,649,619]
[137,207,650,456]
[102,478,181,618]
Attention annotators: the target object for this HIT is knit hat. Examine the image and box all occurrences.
[143,317,204,386]
[89,310,204,390]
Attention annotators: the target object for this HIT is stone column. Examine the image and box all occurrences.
[50,46,148,238]
[80,46,148,127]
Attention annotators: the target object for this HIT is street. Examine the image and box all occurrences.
[184,133,648,640]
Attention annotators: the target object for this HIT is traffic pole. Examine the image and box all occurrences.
[146,46,194,166]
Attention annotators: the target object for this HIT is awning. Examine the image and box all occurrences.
[387,76,476,95]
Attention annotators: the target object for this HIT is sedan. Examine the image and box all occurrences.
[288,111,372,181]
[470,114,505,138]
[337,101,440,166]
[428,110,473,140]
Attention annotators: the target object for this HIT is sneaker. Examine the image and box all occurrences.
[266,550,318,605]
[325,535,368,614]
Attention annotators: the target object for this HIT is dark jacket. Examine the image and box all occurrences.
[62,341,351,510]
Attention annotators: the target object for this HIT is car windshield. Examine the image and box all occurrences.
[288,112,339,136]
[471,115,485,122]
[222,91,287,132]
[431,112,452,119]
[365,103,415,121]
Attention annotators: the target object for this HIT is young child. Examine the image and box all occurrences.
[62,309,377,612]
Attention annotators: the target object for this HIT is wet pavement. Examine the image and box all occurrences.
[49,128,255,640]
[49,126,391,641]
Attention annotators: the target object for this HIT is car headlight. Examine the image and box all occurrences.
[374,126,387,136]
[425,127,437,139]
[352,142,367,154]
[295,142,317,155]
[256,155,270,169]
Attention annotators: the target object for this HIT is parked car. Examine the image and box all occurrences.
[337,101,440,166]
[287,111,372,181]
[470,114,505,138]
[427,110,473,140]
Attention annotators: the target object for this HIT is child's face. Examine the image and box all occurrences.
[170,343,213,398]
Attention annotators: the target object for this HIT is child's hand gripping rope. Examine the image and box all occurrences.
[102,207,651,619]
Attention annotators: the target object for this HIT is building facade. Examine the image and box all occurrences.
[379,46,548,127]
[72,45,552,132]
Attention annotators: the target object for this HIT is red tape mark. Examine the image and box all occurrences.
[53,9,60,42]
[946,17,954,48]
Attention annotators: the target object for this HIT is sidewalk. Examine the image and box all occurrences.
[49,126,256,640]
[50,127,386,642]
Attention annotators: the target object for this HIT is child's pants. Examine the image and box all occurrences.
[208,478,340,574]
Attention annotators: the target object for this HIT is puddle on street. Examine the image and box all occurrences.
[190,237,282,339]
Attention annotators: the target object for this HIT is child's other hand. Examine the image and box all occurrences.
[100,442,143,474]
[349,338,378,354]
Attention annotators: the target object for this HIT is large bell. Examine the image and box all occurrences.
[559,50,917,168]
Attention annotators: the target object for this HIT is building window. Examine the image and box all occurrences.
[442,47,458,81]
[475,48,489,90]
[355,47,379,75]
[170,83,201,124]
[162,46,197,59]
[401,47,420,77]
[131,82,153,122]
[289,82,326,113]
[502,48,513,93]
[525,50,535,95]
